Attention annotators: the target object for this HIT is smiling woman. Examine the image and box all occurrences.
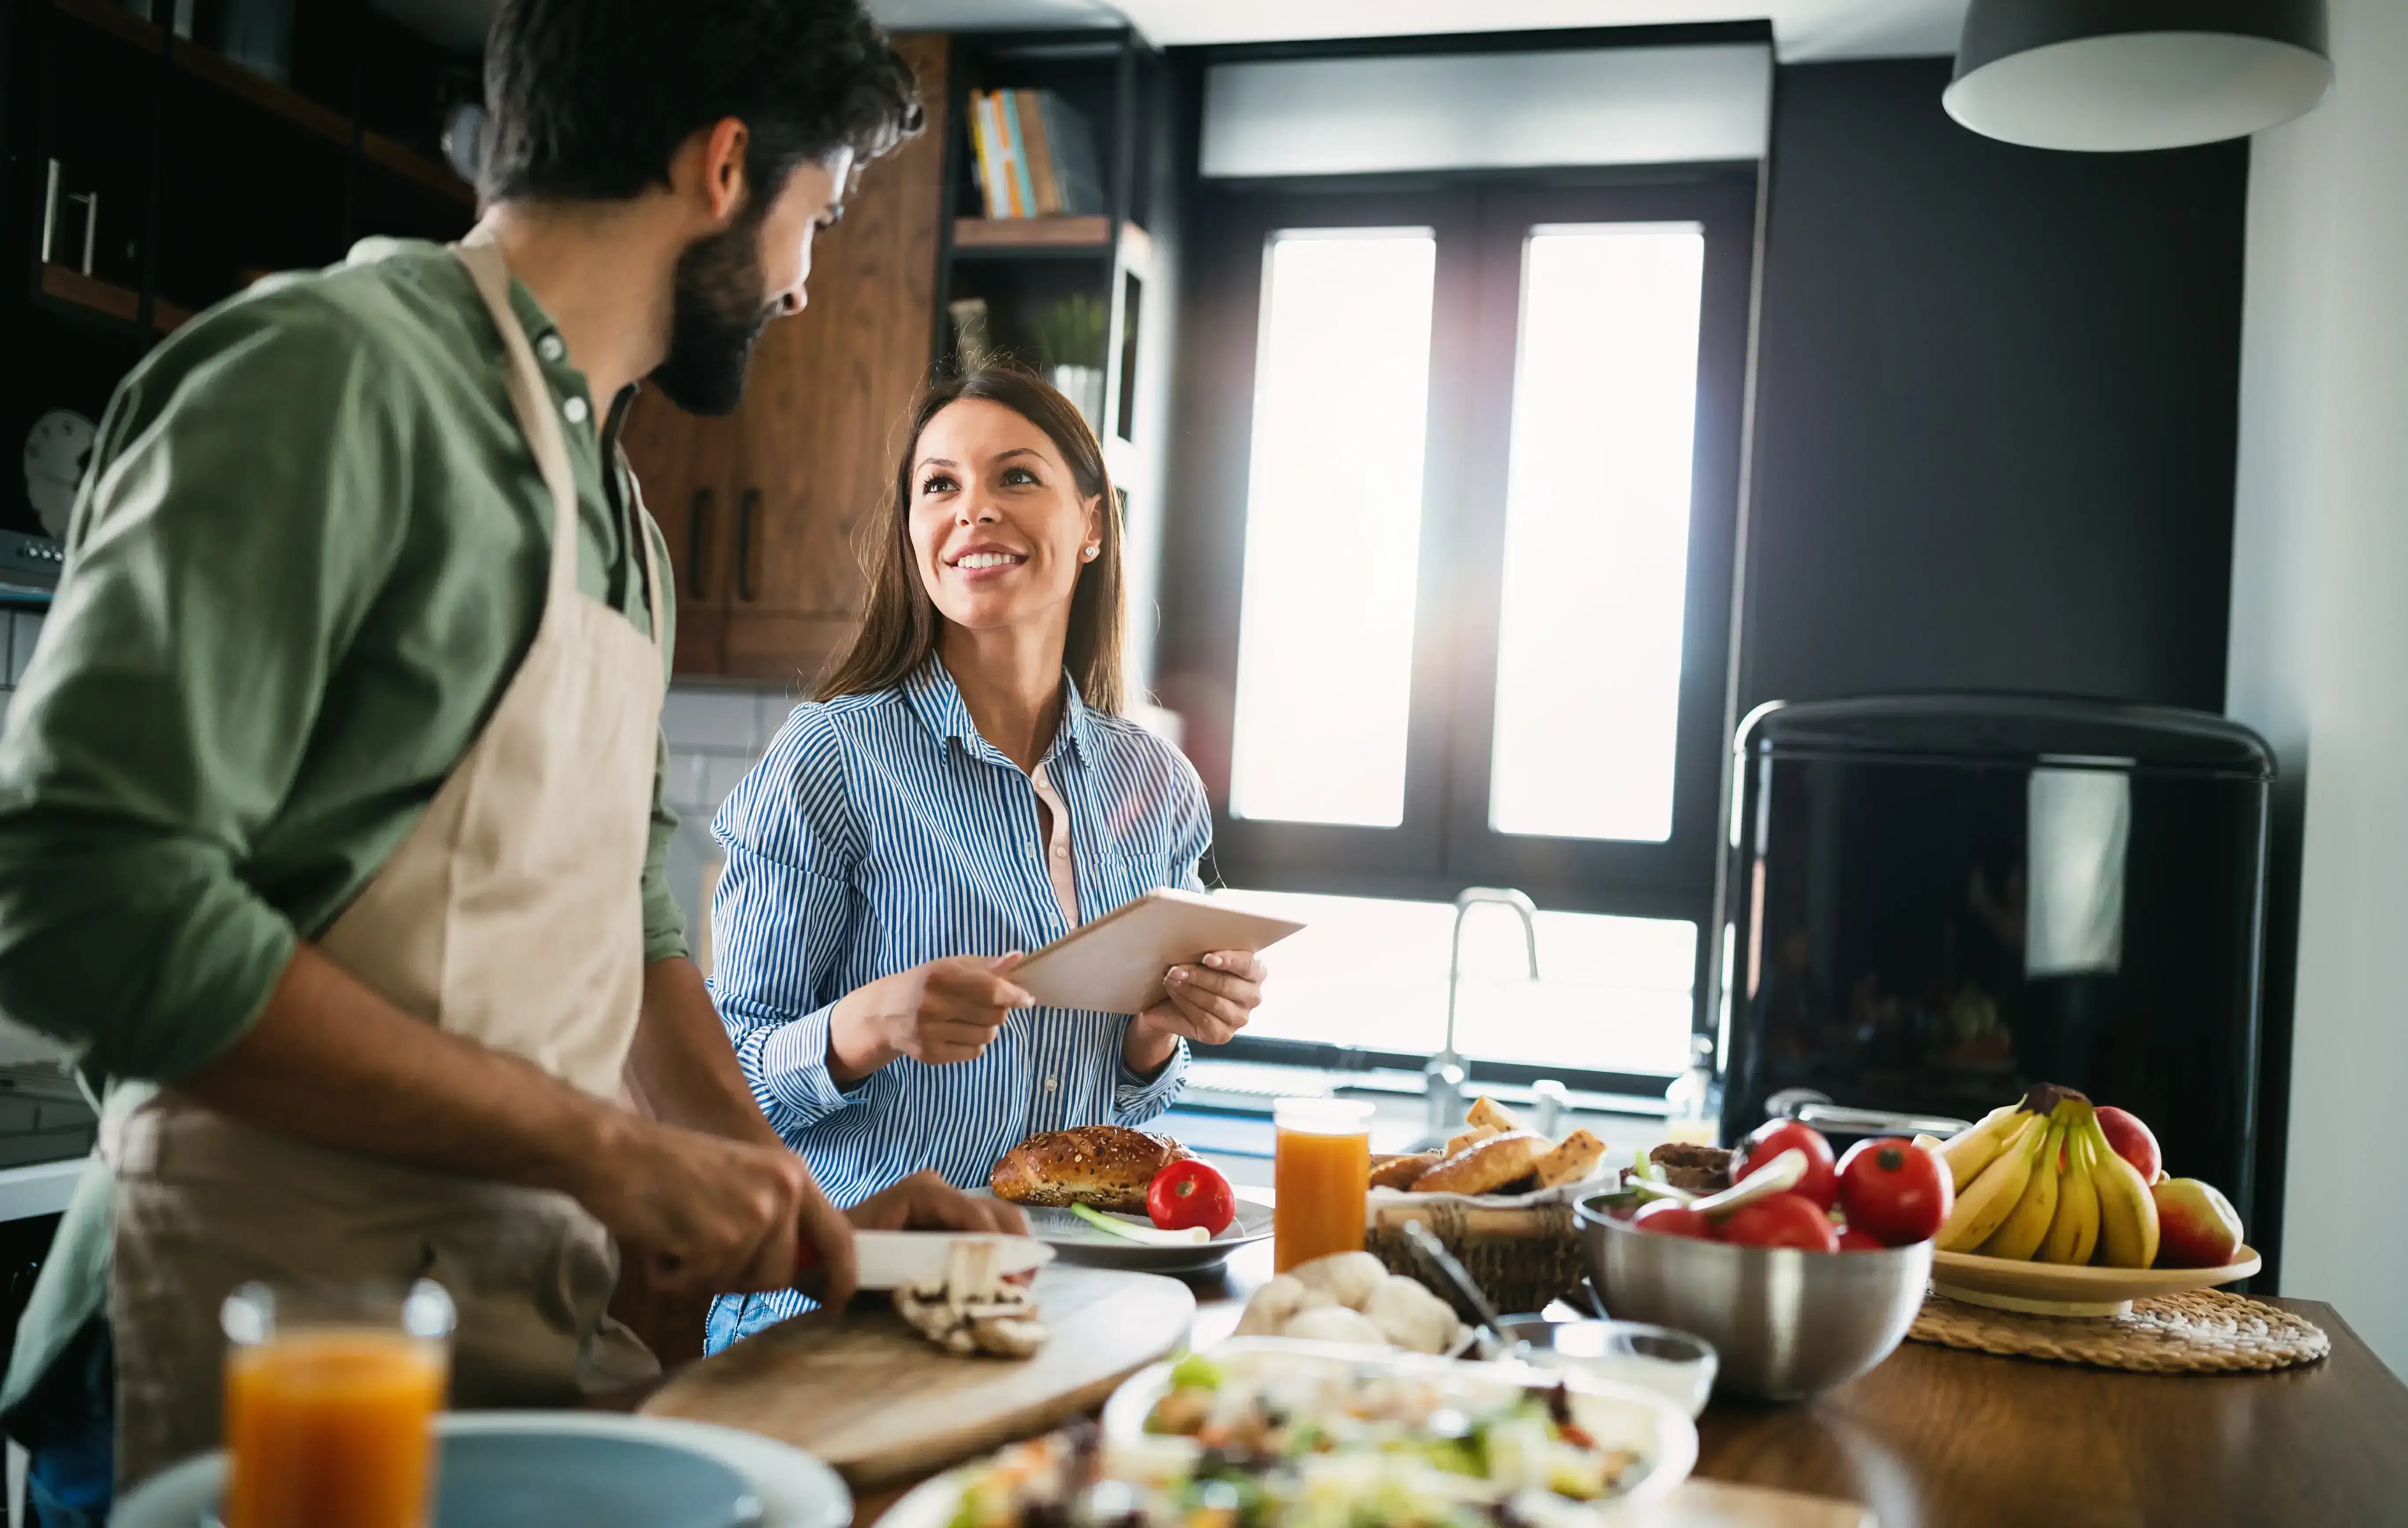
[700,366,1269,1352]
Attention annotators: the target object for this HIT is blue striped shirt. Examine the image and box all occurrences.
[703,656,1209,1348]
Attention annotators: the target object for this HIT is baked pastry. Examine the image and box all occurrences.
[1410,1131,1546,1196]
[1648,1142,1735,1194]
[1465,1096,1522,1134]
[1369,1151,1445,1190]
[989,1126,1192,1212]
[1445,1124,1500,1156]
[1534,1129,1607,1188]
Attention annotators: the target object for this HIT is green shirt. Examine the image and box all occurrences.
[0,237,687,1415]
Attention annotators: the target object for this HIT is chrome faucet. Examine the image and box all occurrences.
[1420,887,1541,1148]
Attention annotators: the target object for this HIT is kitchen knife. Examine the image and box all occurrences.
[794,1230,1055,1291]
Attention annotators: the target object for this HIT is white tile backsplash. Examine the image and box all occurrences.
[702,753,755,815]
[658,682,788,966]
[758,690,801,743]
[661,687,764,752]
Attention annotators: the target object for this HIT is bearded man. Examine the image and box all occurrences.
[0,1,1016,1515]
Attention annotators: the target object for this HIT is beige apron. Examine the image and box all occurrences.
[105,227,669,1488]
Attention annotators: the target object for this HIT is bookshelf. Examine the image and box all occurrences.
[938,33,1167,442]
[4,0,481,549]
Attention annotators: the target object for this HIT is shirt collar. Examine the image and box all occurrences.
[905,654,1095,768]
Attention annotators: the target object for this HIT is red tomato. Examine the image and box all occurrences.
[1714,1192,1842,1252]
[1631,1199,1715,1239]
[1147,1160,1236,1234]
[1835,1136,1954,1247]
[1733,1121,1839,1210]
[1836,1228,1887,1252]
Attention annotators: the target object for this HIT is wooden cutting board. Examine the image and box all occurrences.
[639,1264,1195,1488]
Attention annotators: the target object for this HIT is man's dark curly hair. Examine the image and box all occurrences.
[481,0,921,206]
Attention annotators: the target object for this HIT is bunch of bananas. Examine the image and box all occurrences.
[1934,1084,2159,1266]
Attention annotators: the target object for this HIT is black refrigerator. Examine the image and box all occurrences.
[1714,695,2272,1228]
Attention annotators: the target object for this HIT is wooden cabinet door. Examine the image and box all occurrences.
[722,33,948,685]
[622,397,742,678]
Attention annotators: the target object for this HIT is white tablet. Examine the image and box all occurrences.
[1008,888,1305,1016]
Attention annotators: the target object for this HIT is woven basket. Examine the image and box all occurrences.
[1366,1200,1588,1318]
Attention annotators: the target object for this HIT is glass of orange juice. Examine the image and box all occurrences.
[220,1279,455,1528]
[1274,1097,1374,1272]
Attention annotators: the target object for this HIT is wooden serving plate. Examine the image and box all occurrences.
[1930,1245,2262,1317]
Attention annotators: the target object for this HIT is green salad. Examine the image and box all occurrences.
[945,1352,1646,1528]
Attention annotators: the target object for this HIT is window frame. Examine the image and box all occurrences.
[1158,165,1758,1086]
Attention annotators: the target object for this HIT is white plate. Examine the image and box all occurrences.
[880,1339,1698,1525]
[1105,1337,1698,1510]
[1931,1245,2263,1317]
[854,1230,1054,1290]
[114,1411,850,1528]
[979,1191,1275,1273]
[878,1465,991,1528]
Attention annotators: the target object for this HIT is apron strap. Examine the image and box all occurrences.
[454,226,665,660]
[454,227,582,603]
[621,455,669,665]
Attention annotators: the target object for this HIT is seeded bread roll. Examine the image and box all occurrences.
[1369,1150,1445,1190]
[1409,1131,1546,1196]
[989,1126,1192,1212]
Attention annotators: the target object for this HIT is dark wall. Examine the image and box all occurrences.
[1739,59,2247,715]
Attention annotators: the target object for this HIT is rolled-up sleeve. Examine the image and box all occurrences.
[708,713,867,1138]
[1110,747,1215,1121]
[0,294,403,1082]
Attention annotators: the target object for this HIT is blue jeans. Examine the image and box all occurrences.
[14,1319,113,1528]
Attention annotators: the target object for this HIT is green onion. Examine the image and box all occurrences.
[1070,1204,1211,1245]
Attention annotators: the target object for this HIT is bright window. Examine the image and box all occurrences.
[1215,889,1696,1078]
[1490,225,1706,841]
[1228,230,1438,827]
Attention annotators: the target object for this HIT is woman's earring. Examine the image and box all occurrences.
[1081,545,1099,561]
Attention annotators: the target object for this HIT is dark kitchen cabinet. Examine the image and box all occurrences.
[623,31,948,686]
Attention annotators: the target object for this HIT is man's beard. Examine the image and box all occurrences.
[650,217,779,417]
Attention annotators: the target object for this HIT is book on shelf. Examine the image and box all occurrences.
[998,91,1039,219]
[964,89,1108,220]
[1017,90,1062,216]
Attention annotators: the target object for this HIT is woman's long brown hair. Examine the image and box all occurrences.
[817,364,1127,715]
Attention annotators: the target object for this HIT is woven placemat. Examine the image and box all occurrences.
[1909,1288,2330,1373]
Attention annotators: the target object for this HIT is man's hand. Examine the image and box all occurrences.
[846,1170,1030,1236]
[569,1115,858,1305]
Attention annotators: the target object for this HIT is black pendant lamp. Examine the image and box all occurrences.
[1945,0,2332,151]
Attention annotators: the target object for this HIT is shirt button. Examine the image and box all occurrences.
[1052,844,1068,860]
[562,396,591,426]
[1044,1076,1058,1091]
[537,334,566,363]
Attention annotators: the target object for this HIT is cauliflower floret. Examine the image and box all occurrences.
[1360,1275,1463,1355]
[1235,1275,1338,1337]
[1280,1304,1390,1348]
[1286,1251,1387,1310]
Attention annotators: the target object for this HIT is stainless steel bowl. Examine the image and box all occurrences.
[1573,1196,1932,1401]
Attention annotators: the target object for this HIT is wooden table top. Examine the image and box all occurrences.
[851,1242,2408,1527]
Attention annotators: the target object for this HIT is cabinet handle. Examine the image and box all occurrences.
[736,488,760,602]
[686,489,713,602]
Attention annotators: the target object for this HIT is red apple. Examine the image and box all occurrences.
[2096,1106,2163,1184]
[1632,1199,1715,1239]
[2152,1178,2244,1269]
